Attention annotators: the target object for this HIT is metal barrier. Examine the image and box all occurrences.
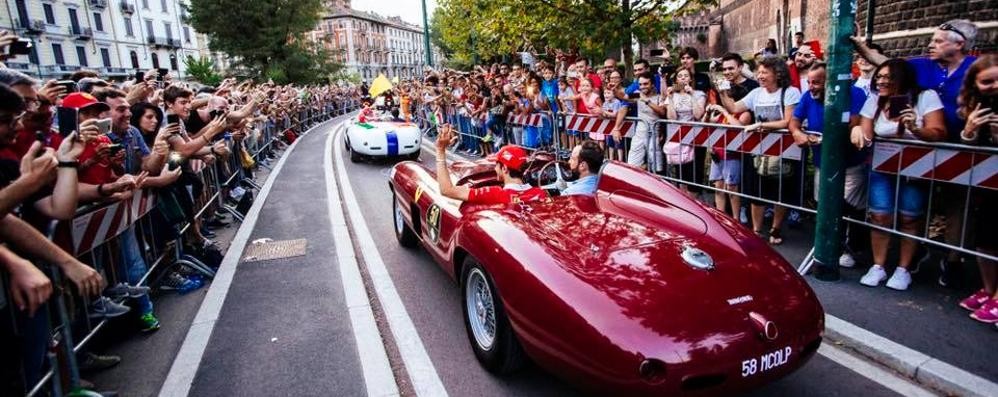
[2,97,359,397]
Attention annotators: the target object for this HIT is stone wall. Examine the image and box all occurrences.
[857,0,998,57]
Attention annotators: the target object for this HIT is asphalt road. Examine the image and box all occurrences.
[330,121,916,397]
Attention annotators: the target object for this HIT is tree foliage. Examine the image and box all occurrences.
[183,55,223,86]
[187,0,340,84]
[431,0,715,70]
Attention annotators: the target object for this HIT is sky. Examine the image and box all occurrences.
[352,0,438,27]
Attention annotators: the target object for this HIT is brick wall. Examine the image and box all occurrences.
[857,0,998,57]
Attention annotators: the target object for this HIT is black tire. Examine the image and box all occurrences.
[406,150,420,161]
[393,197,418,248]
[350,145,361,163]
[460,257,525,374]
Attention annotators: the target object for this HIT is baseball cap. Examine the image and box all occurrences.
[61,92,110,112]
[494,145,528,171]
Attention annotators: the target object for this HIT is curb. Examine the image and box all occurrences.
[825,314,998,397]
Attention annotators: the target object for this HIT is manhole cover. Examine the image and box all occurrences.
[242,239,308,262]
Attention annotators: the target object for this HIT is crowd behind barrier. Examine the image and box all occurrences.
[393,18,998,328]
[0,47,362,395]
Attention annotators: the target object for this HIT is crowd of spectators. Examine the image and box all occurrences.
[0,28,360,394]
[398,19,997,326]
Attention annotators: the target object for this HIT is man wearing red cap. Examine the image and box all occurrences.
[789,40,823,92]
[434,124,546,204]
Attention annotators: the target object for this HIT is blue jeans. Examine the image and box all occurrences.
[120,227,153,315]
[868,171,926,217]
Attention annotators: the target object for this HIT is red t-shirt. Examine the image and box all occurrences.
[78,135,115,184]
[12,128,63,159]
[467,184,547,205]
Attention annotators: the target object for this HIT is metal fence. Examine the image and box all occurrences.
[2,98,359,397]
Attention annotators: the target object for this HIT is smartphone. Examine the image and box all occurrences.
[7,38,32,56]
[56,107,78,138]
[95,118,111,135]
[157,68,169,81]
[650,49,664,57]
[166,113,180,127]
[106,143,124,155]
[888,95,910,119]
[209,109,224,119]
[56,80,79,94]
[167,152,182,171]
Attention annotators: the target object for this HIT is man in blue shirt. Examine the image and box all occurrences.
[789,62,868,271]
[562,141,603,196]
[853,19,978,141]
[625,58,660,96]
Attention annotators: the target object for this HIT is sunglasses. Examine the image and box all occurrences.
[938,23,967,41]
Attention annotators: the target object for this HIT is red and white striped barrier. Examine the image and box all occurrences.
[563,114,636,136]
[506,113,547,128]
[664,124,803,161]
[872,141,998,190]
[54,189,158,256]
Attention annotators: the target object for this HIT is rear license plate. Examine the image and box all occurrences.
[741,346,792,377]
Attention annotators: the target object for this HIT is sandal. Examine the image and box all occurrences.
[769,228,783,245]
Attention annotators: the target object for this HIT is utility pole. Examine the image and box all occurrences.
[421,0,433,67]
[811,0,858,281]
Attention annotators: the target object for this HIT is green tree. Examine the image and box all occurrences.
[431,0,715,74]
[187,0,339,83]
[183,55,223,86]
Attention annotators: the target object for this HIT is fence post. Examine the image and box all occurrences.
[811,0,857,281]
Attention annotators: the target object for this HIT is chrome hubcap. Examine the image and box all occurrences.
[466,268,496,350]
[394,200,404,235]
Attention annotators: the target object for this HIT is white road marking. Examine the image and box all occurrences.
[818,343,939,397]
[324,124,401,397]
[332,123,449,396]
[159,118,338,397]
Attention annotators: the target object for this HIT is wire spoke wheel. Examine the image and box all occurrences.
[466,268,496,350]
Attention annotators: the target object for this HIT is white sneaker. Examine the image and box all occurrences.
[860,265,888,287]
[886,268,912,291]
[839,253,856,268]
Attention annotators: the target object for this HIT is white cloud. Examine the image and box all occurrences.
[351,0,438,27]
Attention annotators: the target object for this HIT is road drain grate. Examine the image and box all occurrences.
[242,238,308,262]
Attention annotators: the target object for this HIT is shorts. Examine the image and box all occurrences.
[814,164,868,210]
[709,159,741,186]
[589,131,605,141]
[867,171,926,217]
[605,135,622,149]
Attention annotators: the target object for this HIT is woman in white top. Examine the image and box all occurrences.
[665,67,706,196]
[850,59,947,291]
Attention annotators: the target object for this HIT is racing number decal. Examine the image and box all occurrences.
[426,203,442,243]
[415,186,424,202]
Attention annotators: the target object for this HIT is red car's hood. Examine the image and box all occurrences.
[518,195,820,365]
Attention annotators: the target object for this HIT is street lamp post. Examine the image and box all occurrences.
[421,0,433,67]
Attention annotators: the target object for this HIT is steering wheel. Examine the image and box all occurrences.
[535,160,573,188]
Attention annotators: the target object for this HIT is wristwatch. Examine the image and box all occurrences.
[57,160,79,168]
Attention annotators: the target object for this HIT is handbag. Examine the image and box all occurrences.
[754,155,793,177]
[663,142,694,165]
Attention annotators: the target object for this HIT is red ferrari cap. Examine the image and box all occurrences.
[495,145,528,171]
[61,92,110,112]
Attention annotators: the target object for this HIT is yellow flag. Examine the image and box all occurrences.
[369,74,393,97]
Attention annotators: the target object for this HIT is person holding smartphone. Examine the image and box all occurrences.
[850,59,947,291]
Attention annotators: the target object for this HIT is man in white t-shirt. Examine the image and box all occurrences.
[620,73,667,172]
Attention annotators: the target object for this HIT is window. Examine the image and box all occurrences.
[145,19,154,37]
[68,9,80,34]
[130,50,139,68]
[169,54,178,70]
[93,12,104,32]
[151,52,159,68]
[142,0,149,9]
[52,43,65,65]
[76,46,88,66]
[100,48,111,67]
[164,22,172,40]
[183,26,191,42]
[43,4,55,24]
[14,0,28,29]
[161,0,167,12]
[124,17,134,36]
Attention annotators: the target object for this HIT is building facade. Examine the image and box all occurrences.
[646,0,996,60]
[2,0,212,80]
[311,1,443,81]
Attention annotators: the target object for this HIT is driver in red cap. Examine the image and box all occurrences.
[434,124,546,204]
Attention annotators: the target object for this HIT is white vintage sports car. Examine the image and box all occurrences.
[345,114,422,162]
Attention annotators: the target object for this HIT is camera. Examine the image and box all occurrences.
[6,38,32,56]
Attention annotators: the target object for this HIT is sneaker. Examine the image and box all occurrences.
[938,260,962,289]
[207,218,230,228]
[970,299,998,324]
[139,312,161,332]
[960,289,992,311]
[764,207,774,219]
[78,352,120,372]
[860,265,888,287]
[739,207,749,224]
[158,272,200,294]
[104,283,150,299]
[88,297,130,319]
[202,229,217,238]
[788,210,801,227]
[886,267,912,291]
[839,253,856,268]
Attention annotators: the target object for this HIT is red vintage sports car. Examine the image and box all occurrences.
[388,152,824,395]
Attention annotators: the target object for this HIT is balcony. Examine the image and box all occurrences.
[102,67,130,75]
[120,1,135,14]
[16,19,47,35]
[147,35,180,48]
[70,27,94,40]
[5,62,32,72]
[89,0,108,9]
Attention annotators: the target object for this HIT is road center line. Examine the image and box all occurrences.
[333,123,449,396]
[324,123,400,397]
